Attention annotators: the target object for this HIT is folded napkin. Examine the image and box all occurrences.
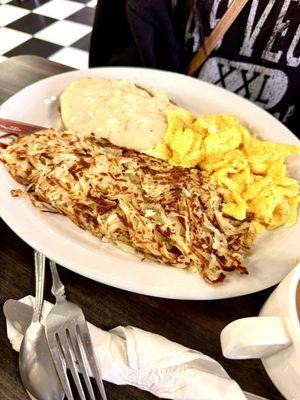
[6,296,246,400]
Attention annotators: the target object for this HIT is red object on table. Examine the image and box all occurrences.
[0,118,45,136]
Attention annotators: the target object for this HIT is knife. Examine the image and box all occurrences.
[0,118,45,136]
[4,299,270,400]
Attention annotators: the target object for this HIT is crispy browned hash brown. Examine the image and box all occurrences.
[0,129,255,283]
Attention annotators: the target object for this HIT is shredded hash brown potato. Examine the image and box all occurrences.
[1,129,255,283]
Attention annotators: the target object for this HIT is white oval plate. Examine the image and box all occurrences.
[0,67,299,299]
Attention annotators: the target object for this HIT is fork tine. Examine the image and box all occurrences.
[77,322,107,400]
[47,332,74,400]
[68,326,96,400]
[57,329,87,400]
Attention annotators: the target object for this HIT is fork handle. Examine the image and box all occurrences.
[33,250,45,323]
[49,260,66,302]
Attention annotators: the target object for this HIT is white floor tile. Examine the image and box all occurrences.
[34,20,91,46]
[33,0,84,20]
[0,0,12,4]
[0,4,30,27]
[49,47,88,69]
[0,27,30,55]
[86,0,96,8]
[0,55,8,63]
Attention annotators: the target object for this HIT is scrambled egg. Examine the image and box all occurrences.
[146,110,300,232]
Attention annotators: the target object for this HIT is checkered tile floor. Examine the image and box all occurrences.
[0,0,96,69]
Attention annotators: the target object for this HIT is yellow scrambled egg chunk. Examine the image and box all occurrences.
[146,111,300,232]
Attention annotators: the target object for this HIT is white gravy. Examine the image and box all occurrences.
[60,78,176,151]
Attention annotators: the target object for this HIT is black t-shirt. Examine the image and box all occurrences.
[89,0,300,135]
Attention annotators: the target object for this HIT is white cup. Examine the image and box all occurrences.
[220,263,300,400]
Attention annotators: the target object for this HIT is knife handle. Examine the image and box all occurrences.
[0,118,44,136]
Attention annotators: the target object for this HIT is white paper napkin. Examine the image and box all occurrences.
[6,296,246,400]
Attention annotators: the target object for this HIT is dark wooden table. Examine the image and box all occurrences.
[0,55,284,400]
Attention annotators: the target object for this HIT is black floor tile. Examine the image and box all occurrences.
[6,13,56,34]
[9,0,50,10]
[71,32,91,51]
[67,6,94,26]
[4,37,62,57]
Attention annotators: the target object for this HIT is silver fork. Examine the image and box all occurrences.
[44,257,107,400]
